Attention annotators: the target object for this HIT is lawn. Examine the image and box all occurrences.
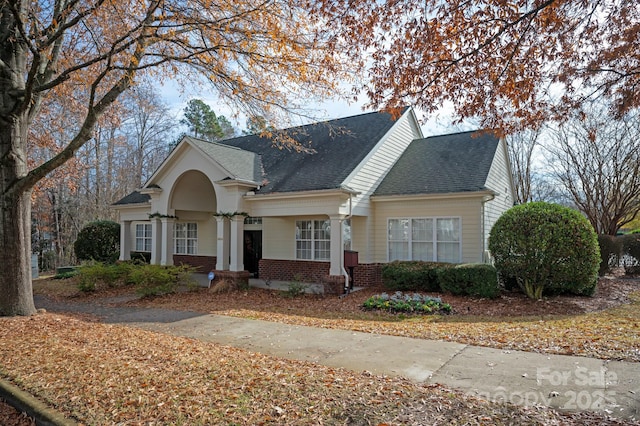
[0,275,637,424]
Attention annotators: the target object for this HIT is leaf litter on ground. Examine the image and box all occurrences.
[10,274,638,424]
[0,313,634,425]
[120,276,640,362]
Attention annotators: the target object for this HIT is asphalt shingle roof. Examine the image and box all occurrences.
[187,137,262,183]
[113,110,404,205]
[373,130,500,196]
[112,191,150,205]
[219,110,403,193]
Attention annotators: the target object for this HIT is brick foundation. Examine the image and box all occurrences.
[322,275,346,295]
[259,259,384,288]
[212,270,251,287]
[352,263,384,287]
[173,255,217,272]
[259,259,329,283]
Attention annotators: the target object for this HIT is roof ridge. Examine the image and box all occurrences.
[186,136,251,153]
[421,129,496,140]
[214,108,407,145]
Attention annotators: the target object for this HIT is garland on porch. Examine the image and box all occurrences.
[148,212,178,219]
[213,211,249,219]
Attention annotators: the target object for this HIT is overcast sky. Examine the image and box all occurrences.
[156,79,472,138]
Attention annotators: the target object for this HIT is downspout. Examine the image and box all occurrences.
[481,192,496,263]
[342,193,353,294]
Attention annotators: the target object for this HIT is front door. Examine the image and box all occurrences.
[243,230,262,277]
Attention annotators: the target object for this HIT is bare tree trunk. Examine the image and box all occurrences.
[0,118,37,316]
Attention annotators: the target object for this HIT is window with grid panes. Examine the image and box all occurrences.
[388,217,460,262]
[295,220,330,260]
[135,223,152,252]
[174,222,198,254]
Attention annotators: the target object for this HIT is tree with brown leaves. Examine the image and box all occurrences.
[0,0,357,316]
[348,0,639,133]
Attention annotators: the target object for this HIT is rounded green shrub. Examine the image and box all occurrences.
[488,202,600,299]
[74,220,120,263]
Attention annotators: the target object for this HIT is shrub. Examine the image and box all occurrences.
[488,202,600,299]
[621,233,640,275]
[128,264,196,297]
[76,262,127,292]
[54,270,79,280]
[75,262,195,295]
[437,263,500,298]
[74,221,120,263]
[597,235,622,276]
[362,291,451,314]
[381,261,453,292]
[278,274,307,298]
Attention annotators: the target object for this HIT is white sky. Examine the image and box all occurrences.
[156,79,470,138]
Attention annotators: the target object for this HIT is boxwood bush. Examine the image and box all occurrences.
[381,261,453,292]
[489,202,600,299]
[437,263,500,298]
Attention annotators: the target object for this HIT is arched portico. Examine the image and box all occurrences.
[143,170,219,267]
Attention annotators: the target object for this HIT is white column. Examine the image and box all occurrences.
[329,216,344,276]
[160,217,174,266]
[230,215,245,272]
[215,216,229,270]
[150,218,162,265]
[119,221,131,261]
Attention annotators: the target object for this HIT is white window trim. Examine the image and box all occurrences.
[174,222,198,255]
[387,217,462,263]
[134,223,152,253]
[295,219,331,261]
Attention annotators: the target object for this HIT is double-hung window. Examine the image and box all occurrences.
[296,220,330,260]
[135,223,152,252]
[174,222,198,254]
[388,217,461,263]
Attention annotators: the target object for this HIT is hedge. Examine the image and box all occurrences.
[437,263,500,299]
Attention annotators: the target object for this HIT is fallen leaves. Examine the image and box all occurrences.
[0,400,34,426]
[34,276,640,362]
[118,277,640,362]
[12,275,638,423]
[0,313,632,425]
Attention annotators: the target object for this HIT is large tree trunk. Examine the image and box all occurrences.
[0,119,37,316]
[0,2,36,316]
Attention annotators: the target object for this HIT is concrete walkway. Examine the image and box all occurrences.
[35,296,640,422]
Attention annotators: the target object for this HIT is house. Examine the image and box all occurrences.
[112,108,515,292]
